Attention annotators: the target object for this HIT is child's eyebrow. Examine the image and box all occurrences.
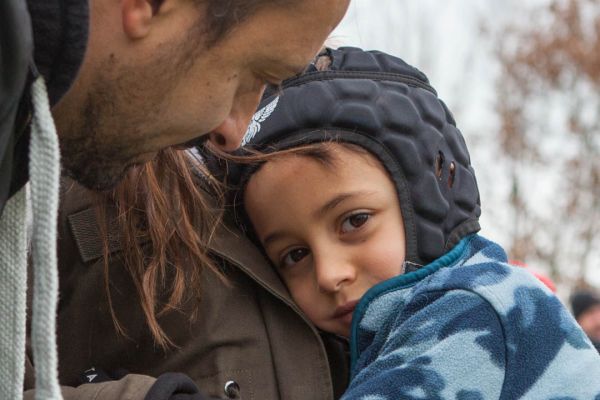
[263,231,286,248]
[314,191,376,219]
[262,191,377,248]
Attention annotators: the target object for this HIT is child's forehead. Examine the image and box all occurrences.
[244,145,403,232]
[269,142,386,173]
[247,143,392,191]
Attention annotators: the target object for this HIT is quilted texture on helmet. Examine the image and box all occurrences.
[221,47,481,265]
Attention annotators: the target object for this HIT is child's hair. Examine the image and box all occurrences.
[240,139,372,171]
[204,47,482,266]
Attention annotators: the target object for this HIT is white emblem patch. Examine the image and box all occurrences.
[241,96,279,145]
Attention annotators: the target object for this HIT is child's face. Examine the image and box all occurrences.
[244,144,406,337]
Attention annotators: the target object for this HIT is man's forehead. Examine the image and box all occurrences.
[242,1,340,52]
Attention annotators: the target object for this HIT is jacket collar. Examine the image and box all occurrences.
[62,177,297,310]
[209,224,297,308]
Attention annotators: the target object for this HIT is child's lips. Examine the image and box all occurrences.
[333,300,359,320]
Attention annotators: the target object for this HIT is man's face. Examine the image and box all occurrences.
[53,0,349,190]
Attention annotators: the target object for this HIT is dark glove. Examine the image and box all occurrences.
[78,366,129,385]
[145,372,216,400]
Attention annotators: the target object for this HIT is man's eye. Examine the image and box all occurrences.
[281,248,309,268]
[341,213,370,233]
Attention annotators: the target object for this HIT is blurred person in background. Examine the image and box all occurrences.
[571,290,600,353]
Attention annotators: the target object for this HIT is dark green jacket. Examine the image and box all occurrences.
[24,179,349,399]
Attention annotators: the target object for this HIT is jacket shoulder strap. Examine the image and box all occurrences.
[67,207,123,263]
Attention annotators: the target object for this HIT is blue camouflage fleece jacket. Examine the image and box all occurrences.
[343,235,600,399]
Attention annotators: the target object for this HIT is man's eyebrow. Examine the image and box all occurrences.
[314,191,376,219]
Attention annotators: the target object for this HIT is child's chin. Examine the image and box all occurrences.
[332,325,351,338]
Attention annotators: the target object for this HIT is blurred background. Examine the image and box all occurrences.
[332,0,600,300]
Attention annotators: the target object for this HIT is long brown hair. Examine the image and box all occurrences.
[96,148,224,348]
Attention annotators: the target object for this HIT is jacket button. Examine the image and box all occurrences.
[224,380,241,399]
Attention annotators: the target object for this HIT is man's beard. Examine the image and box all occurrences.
[55,22,213,191]
[60,139,141,191]
[58,50,180,191]
[59,81,154,191]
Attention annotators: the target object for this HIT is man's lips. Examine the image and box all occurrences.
[333,300,359,319]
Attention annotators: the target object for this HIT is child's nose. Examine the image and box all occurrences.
[314,255,357,293]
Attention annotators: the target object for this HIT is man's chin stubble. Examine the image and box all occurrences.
[62,158,134,191]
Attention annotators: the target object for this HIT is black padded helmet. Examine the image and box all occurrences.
[221,47,481,266]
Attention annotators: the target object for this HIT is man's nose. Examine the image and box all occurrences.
[209,85,266,152]
[314,254,357,293]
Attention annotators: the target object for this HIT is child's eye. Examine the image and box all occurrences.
[340,213,371,233]
[281,248,310,268]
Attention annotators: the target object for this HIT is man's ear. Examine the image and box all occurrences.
[121,0,155,39]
